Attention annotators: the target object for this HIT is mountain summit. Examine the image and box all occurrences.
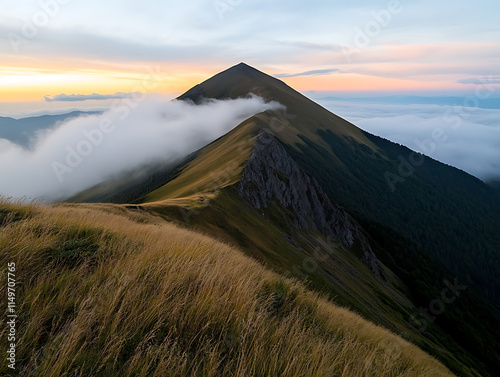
[180,62,376,150]
[178,62,290,102]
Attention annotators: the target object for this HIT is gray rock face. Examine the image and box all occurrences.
[236,132,380,277]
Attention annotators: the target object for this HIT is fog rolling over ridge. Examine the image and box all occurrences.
[0,95,283,201]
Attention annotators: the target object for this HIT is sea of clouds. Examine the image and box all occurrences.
[317,99,500,183]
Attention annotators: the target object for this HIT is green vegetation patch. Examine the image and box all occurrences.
[258,279,299,316]
[0,208,28,226]
[45,227,103,268]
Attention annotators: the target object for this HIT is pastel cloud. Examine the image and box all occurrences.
[275,69,339,78]
[458,76,500,85]
[0,0,499,100]
[44,93,137,102]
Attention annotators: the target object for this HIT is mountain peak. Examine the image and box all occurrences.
[212,62,273,82]
[231,62,258,71]
[219,62,268,76]
[177,62,290,103]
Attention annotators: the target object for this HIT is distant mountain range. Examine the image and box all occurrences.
[0,111,99,147]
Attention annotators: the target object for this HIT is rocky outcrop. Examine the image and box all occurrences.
[236,131,380,277]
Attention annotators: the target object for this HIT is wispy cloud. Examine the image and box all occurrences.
[275,68,339,78]
[457,76,500,85]
[44,92,138,102]
[279,41,344,51]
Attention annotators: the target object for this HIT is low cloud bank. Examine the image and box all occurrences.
[317,99,500,182]
[0,95,283,201]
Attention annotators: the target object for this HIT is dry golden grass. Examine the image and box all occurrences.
[0,199,454,376]
[145,120,259,203]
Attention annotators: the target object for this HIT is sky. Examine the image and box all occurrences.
[1,0,500,105]
[1,0,499,194]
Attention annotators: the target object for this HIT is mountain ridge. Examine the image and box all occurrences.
[68,63,500,376]
[183,63,500,310]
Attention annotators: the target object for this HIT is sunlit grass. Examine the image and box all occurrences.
[0,199,454,376]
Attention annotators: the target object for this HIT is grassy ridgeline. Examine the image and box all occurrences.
[0,200,453,377]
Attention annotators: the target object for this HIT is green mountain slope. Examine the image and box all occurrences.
[179,63,500,313]
[137,122,498,377]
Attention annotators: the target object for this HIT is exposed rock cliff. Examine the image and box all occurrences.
[236,131,380,277]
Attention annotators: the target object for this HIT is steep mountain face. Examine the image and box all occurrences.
[236,131,380,277]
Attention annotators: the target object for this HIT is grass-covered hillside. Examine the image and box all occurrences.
[180,63,500,314]
[0,199,453,376]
